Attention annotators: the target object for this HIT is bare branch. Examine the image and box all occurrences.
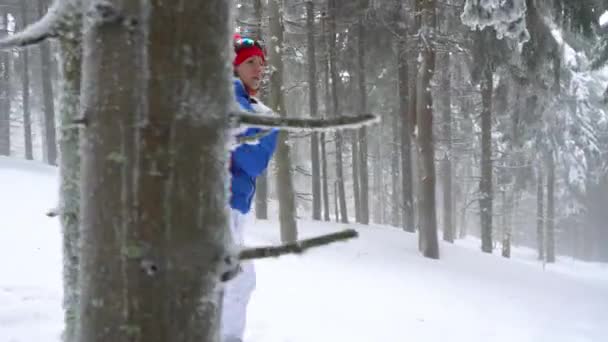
[0,0,76,49]
[239,229,358,260]
[236,129,274,144]
[232,111,380,132]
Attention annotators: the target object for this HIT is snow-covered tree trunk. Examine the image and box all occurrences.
[416,0,439,259]
[357,12,370,225]
[38,0,58,165]
[78,1,233,341]
[306,1,322,221]
[479,64,493,254]
[0,10,9,157]
[328,0,348,223]
[20,1,34,160]
[269,0,298,243]
[55,2,82,341]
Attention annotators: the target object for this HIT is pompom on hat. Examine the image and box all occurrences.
[233,33,266,66]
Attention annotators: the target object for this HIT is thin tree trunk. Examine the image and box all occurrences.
[501,190,512,258]
[254,0,269,220]
[321,132,330,221]
[322,13,333,222]
[416,0,439,259]
[357,14,370,225]
[352,133,361,222]
[537,164,545,261]
[21,1,33,160]
[38,0,57,165]
[391,109,400,227]
[306,1,322,221]
[78,1,232,341]
[0,10,9,157]
[396,1,414,232]
[56,7,82,340]
[270,0,298,243]
[479,65,493,254]
[372,127,382,223]
[440,50,453,242]
[546,151,556,263]
[328,0,348,223]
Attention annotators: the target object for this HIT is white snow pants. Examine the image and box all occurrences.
[222,209,256,342]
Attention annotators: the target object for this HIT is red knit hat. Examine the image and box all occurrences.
[233,33,266,66]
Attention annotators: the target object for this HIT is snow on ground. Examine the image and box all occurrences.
[1,156,607,342]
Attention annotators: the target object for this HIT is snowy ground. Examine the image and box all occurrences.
[1,156,608,342]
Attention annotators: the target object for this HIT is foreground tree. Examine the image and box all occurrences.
[3,1,376,341]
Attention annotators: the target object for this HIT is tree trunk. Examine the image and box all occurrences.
[38,0,58,165]
[56,7,82,340]
[254,0,268,221]
[546,151,556,263]
[306,1,322,221]
[479,65,493,254]
[0,10,9,157]
[416,0,439,259]
[537,165,545,261]
[328,0,348,223]
[357,15,370,225]
[372,127,382,224]
[440,50,453,243]
[321,14,332,222]
[501,190,512,258]
[352,133,361,222]
[269,0,298,243]
[78,1,232,341]
[391,109,400,227]
[396,1,414,232]
[321,132,330,221]
[21,1,33,160]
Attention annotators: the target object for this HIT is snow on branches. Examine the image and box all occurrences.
[461,0,530,42]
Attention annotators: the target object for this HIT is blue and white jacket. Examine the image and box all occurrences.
[230,79,279,214]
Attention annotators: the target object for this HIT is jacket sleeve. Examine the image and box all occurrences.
[231,128,279,177]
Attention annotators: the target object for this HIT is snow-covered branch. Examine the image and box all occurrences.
[239,229,358,260]
[461,0,529,42]
[233,111,380,132]
[0,0,77,49]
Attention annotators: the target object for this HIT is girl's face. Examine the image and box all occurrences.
[236,55,265,92]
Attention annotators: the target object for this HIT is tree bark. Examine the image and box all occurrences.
[56,5,82,340]
[479,65,493,254]
[416,0,439,259]
[306,1,322,221]
[537,164,545,261]
[21,1,33,160]
[328,0,348,223]
[269,0,298,243]
[352,132,361,222]
[321,14,331,222]
[357,14,370,225]
[396,0,414,232]
[254,0,268,220]
[78,1,232,341]
[546,151,556,263]
[38,0,57,165]
[0,10,10,157]
[440,50,453,243]
[391,108,400,227]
